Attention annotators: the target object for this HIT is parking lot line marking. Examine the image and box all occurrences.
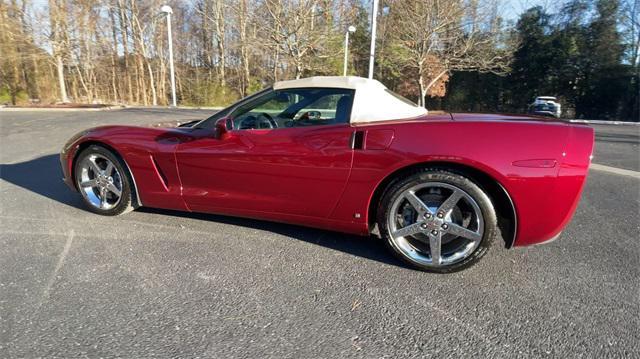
[40,229,75,304]
[590,163,640,179]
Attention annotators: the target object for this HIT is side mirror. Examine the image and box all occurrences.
[215,117,234,139]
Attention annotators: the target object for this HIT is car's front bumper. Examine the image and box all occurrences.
[60,130,93,191]
[60,150,76,191]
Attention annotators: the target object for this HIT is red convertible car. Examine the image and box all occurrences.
[60,76,594,272]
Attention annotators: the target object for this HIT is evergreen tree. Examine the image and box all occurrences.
[508,6,555,112]
[582,0,628,119]
[349,2,371,78]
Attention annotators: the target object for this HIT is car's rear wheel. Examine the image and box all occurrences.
[74,145,134,216]
[377,168,497,273]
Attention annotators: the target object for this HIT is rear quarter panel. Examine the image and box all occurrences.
[332,117,593,246]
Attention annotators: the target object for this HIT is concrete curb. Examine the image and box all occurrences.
[0,105,222,112]
[570,119,639,126]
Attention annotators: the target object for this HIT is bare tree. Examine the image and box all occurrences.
[213,0,226,87]
[390,0,516,106]
[48,0,69,103]
[129,0,157,105]
[117,0,133,103]
[265,0,325,79]
[235,0,251,95]
[194,0,228,88]
[0,0,523,110]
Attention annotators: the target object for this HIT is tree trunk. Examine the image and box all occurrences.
[418,62,425,107]
[130,0,150,105]
[118,0,133,103]
[214,0,226,89]
[273,46,280,82]
[17,0,37,100]
[239,0,250,96]
[30,51,40,100]
[422,69,448,107]
[146,59,157,106]
[158,32,166,106]
[49,0,69,103]
[295,57,302,79]
[109,4,119,102]
[55,54,68,103]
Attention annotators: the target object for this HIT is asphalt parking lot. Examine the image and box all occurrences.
[1,108,639,357]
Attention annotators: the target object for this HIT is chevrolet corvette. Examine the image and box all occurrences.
[60,76,594,272]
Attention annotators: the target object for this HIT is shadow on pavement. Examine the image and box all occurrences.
[139,206,401,267]
[1,153,403,268]
[0,154,84,208]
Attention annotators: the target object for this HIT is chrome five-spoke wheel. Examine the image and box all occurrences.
[74,145,134,216]
[389,182,484,267]
[378,169,496,272]
[77,154,123,210]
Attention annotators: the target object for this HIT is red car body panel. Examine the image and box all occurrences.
[60,113,594,247]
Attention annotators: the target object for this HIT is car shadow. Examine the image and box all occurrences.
[138,207,400,267]
[1,154,403,268]
[0,154,85,208]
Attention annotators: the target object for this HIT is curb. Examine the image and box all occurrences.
[0,106,124,112]
[0,106,221,112]
[569,119,639,126]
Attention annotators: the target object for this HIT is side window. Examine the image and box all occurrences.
[295,94,352,124]
[230,88,354,130]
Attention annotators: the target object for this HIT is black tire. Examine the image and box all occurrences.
[377,168,497,273]
[74,145,135,216]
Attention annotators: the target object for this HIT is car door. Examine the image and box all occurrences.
[175,88,355,219]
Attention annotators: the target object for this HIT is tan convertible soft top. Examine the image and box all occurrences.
[273,76,427,123]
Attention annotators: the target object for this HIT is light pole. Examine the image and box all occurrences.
[343,26,356,76]
[160,5,177,107]
[368,0,379,79]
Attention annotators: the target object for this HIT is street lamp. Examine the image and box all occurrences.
[343,26,356,76]
[368,0,379,79]
[160,5,177,107]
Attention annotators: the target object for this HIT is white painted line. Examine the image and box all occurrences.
[590,163,640,179]
[39,229,75,305]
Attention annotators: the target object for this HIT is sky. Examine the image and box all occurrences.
[502,0,563,21]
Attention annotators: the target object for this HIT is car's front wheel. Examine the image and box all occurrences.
[377,168,497,273]
[74,145,134,216]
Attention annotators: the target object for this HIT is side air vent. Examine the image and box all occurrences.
[150,155,169,190]
[351,131,365,150]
